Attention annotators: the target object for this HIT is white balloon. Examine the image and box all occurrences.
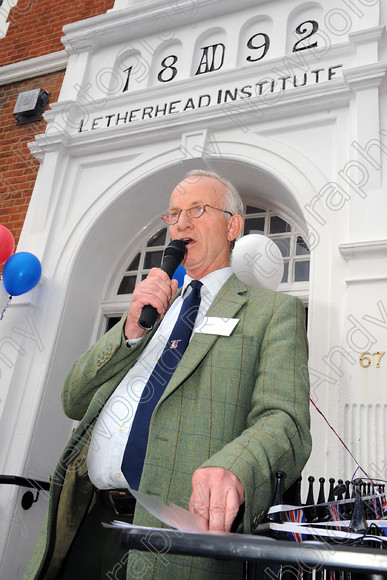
[231,234,284,290]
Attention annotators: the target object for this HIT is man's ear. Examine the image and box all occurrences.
[227,214,244,242]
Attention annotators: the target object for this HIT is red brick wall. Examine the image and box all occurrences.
[0,0,115,66]
[0,0,114,267]
[0,72,65,249]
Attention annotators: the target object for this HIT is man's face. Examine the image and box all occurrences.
[169,176,239,279]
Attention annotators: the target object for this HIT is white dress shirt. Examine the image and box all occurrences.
[87,267,232,489]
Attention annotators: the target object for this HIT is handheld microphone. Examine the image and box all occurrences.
[137,239,187,330]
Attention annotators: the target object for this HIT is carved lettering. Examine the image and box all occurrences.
[195,43,225,75]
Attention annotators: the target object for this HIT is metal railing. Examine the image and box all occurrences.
[121,526,387,579]
[0,475,50,510]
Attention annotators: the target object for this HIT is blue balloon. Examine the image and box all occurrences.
[3,252,42,296]
[172,264,186,288]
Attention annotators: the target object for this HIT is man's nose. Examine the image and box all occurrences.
[177,209,194,229]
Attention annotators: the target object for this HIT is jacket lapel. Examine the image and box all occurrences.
[158,275,249,403]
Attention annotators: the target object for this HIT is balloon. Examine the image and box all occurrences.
[172,264,186,288]
[0,225,15,264]
[3,252,42,296]
[231,234,284,291]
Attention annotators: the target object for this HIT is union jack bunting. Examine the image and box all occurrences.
[328,502,342,531]
[285,507,307,542]
[381,493,387,517]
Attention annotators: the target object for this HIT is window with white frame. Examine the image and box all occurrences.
[99,201,310,336]
[243,204,310,287]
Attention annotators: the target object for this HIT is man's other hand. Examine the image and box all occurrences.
[189,467,244,532]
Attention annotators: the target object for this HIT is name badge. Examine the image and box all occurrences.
[195,317,239,336]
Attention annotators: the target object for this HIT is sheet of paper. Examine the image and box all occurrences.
[127,485,207,532]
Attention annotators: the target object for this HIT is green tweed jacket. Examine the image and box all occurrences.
[24,275,311,579]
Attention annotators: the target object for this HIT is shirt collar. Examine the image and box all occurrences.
[182,267,233,301]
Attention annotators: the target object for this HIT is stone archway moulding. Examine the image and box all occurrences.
[53,133,328,293]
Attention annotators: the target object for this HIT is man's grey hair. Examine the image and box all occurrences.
[184,169,244,217]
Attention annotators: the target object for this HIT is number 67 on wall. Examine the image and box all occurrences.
[359,351,385,368]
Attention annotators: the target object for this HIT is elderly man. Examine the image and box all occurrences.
[26,170,311,579]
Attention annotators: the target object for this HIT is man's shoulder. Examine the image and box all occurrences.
[225,274,295,305]
[246,286,297,312]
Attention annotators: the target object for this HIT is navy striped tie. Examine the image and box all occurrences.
[121,280,203,490]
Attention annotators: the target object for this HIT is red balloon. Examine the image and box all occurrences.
[0,225,15,264]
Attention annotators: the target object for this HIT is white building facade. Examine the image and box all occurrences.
[0,0,386,576]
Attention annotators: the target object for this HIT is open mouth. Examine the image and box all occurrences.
[182,238,194,246]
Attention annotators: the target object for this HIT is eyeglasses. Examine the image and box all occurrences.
[161,203,233,225]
